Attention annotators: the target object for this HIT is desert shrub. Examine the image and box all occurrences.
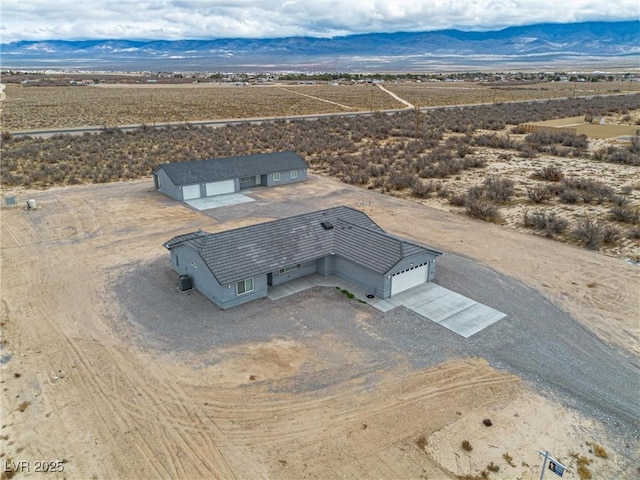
[590,443,609,459]
[591,148,608,161]
[523,210,568,237]
[466,185,485,202]
[465,196,500,222]
[445,136,475,157]
[602,224,620,244]
[387,170,414,190]
[603,147,640,166]
[573,216,618,249]
[562,177,613,203]
[532,165,563,182]
[449,192,467,207]
[486,462,500,472]
[371,177,385,189]
[525,130,588,149]
[420,158,469,178]
[503,452,515,467]
[473,133,514,149]
[344,171,371,185]
[610,206,640,224]
[461,440,473,451]
[576,455,593,480]
[484,175,514,203]
[436,186,449,198]
[461,156,486,169]
[526,185,551,203]
[558,188,581,204]
[573,216,602,249]
[611,195,630,207]
[626,226,640,239]
[516,143,539,158]
[411,179,437,198]
[548,145,575,157]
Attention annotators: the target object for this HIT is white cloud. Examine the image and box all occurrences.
[1,0,637,43]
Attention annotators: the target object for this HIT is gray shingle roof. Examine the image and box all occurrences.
[164,206,441,285]
[152,151,307,185]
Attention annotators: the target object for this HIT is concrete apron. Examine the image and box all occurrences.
[184,193,255,211]
[267,274,506,338]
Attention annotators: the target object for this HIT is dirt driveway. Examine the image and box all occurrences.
[1,176,637,479]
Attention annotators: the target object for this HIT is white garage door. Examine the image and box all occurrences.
[182,184,201,200]
[206,180,235,196]
[391,264,429,296]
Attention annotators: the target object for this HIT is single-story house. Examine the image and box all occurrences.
[152,151,308,201]
[163,206,442,309]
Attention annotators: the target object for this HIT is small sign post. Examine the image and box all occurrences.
[539,450,566,479]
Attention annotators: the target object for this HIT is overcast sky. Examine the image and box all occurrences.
[2,0,638,43]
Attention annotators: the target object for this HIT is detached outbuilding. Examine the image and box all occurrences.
[163,206,442,309]
[152,151,308,201]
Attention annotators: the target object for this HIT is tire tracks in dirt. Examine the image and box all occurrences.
[198,359,517,448]
[2,190,242,479]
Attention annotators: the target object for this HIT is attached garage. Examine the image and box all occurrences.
[206,180,235,196]
[164,206,442,309]
[182,184,201,200]
[391,263,429,295]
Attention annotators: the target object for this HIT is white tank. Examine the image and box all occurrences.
[26,199,37,210]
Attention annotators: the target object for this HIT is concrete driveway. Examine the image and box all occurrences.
[267,274,506,338]
[388,283,506,338]
[185,192,255,210]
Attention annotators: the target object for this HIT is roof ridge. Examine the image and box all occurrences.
[200,206,365,239]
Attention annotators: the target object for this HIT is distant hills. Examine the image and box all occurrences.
[2,21,638,72]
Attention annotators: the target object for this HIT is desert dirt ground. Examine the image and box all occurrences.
[3,80,639,131]
[1,174,638,479]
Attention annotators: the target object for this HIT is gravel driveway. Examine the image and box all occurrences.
[371,253,640,446]
[111,178,639,465]
[114,248,639,461]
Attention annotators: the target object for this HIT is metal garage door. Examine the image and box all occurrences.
[391,264,429,296]
[205,180,235,196]
[182,184,201,200]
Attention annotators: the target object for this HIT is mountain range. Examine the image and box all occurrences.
[1,21,638,72]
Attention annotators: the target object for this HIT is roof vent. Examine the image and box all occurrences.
[321,221,334,230]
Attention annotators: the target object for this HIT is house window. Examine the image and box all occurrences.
[176,255,179,267]
[279,264,301,274]
[236,278,254,295]
[273,172,281,181]
[291,170,298,179]
[239,176,252,183]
